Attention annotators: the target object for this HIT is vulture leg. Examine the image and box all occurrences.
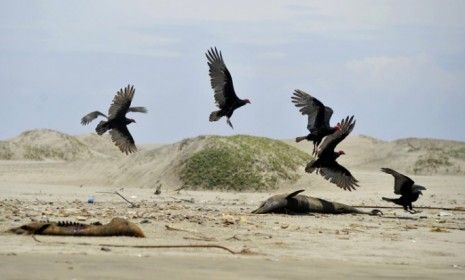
[226,118,234,129]
[408,203,421,214]
[312,142,318,155]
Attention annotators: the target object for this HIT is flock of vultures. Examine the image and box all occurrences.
[79,47,426,215]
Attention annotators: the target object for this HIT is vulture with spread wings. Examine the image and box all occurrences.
[291,89,339,154]
[305,116,359,191]
[81,85,147,154]
[206,47,250,129]
[381,168,426,213]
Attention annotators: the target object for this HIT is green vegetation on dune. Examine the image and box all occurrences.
[447,147,465,160]
[413,153,452,174]
[0,142,13,160]
[180,135,311,191]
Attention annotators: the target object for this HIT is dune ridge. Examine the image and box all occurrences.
[1,129,464,190]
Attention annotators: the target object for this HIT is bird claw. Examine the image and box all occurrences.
[407,209,421,214]
[226,119,234,129]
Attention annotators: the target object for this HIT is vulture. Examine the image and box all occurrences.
[81,85,147,154]
[305,116,359,191]
[291,90,340,154]
[381,168,426,213]
[206,47,250,129]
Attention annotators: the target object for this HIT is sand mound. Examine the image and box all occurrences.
[76,133,123,159]
[103,135,310,191]
[2,129,463,189]
[285,135,465,176]
[0,129,110,161]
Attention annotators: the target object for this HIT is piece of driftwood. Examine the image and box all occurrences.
[97,191,140,208]
[165,225,217,241]
[252,190,382,215]
[352,205,465,212]
[31,236,249,255]
[9,217,145,237]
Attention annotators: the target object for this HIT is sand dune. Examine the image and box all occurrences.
[1,129,464,279]
[1,129,464,191]
[286,134,465,176]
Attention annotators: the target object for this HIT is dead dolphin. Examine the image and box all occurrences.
[252,190,382,215]
[8,217,145,237]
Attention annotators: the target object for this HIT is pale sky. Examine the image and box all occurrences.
[1,0,464,143]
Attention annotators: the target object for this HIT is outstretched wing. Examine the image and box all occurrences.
[291,90,327,133]
[81,111,107,125]
[317,115,355,157]
[206,47,239,109]
[109,125,137,154]
[108,85,135,120]
[323,107,333,128]
[128,107,147,113]
[318,162,359,191]
[381,168,414,195]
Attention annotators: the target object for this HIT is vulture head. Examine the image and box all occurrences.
[244,99,251,104]
[413,185,427,195]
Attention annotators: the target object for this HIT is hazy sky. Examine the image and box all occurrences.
[1,0,464,143]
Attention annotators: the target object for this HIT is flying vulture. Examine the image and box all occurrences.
[291,89,339,154]
[81,85,147,154]
[206,47,250,129]
[381,168,426,213]
[305,116,359,191]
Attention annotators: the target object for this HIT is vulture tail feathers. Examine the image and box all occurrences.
[295,136,307,143]
[209,110,222,122]
[96,121,110,135]
[305,162,316,173]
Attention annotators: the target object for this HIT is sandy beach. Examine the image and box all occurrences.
[1,157,464,279]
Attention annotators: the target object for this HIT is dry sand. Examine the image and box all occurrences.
[0,131,464,279]
[1,161,465,279]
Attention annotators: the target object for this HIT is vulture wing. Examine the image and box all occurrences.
[317,115,355,157]
[381,168,414,195]
[323,106,334,128]
[291,90,327,133]
[128,106,148,113]
[318,162,359,191]
[81,111,107,125]
[109,125,137,155]
[108,85,135,120]
[206,47,239,109]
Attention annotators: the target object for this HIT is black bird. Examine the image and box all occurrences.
[305,116,359,191]
[81,85,147,154]
[291,89,340,154]
[206,47,250,129]
[381,168,426,213]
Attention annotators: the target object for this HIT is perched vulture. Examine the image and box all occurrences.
[291,89,339,154]
[81,85,147,154]
[206,47,250,129]
[381,168,426,213]
[305,116,359,191]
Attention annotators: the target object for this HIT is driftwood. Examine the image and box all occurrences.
[97,191,140,208]
[252,190,382,215]
[9,217,145,237]
[31,236,250,255]
[352,205,465,212]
